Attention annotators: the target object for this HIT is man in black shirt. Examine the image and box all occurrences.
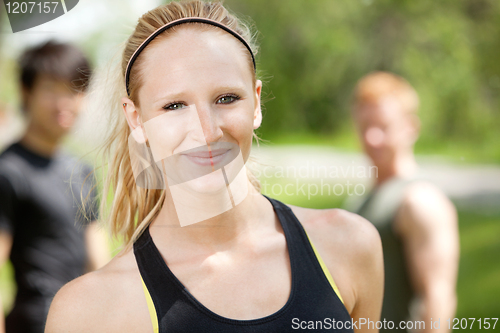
[0,41,110,333]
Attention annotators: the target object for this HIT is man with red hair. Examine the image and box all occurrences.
[350,72,459,332]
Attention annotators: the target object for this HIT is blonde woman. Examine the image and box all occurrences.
[45,1,383,332]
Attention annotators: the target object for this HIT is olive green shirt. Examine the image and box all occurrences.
[351,177,418,332]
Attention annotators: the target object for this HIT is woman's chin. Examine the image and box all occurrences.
[177,171,229,195]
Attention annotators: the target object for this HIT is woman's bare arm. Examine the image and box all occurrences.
[296,207,384,333]
[45,251,154,333]
[45,272,109,333]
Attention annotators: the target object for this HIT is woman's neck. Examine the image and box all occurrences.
[151,183,273,250]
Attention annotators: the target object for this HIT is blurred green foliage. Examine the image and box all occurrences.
[223,0,500,162]
[2,0,499,161]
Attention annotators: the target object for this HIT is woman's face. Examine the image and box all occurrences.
[124,26,262,194]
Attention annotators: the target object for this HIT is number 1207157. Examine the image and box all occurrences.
[5,2,59,14]
[447,318,498,330]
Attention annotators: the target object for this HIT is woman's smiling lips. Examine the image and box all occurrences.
[182,148,230,166]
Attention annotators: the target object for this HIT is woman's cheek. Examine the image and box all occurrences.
[230,113,254,142]
[144,113,190,161]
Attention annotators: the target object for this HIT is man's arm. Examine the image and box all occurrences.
[0,231,13,333]
[84,222,111,272]
[78,164,111,272]
[395,182,459,333]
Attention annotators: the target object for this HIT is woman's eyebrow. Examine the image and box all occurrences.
[152,84,249,105]
[212,84,247,93]
[152,91,187,106]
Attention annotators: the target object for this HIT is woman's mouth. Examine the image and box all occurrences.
[182,148,230,167]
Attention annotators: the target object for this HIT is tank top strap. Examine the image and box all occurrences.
[133,227,184,332]
[262,195,345,305]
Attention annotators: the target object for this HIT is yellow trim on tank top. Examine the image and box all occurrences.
[304,231,345,304]
[141,276,159,333]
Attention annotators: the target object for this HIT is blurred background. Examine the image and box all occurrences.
[1,0,499,325]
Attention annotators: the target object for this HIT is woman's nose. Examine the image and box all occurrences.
[196,106,223,144]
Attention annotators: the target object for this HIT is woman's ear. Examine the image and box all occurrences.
[121,97,147,143]
[253,80,263,130]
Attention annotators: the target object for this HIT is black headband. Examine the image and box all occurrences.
[125,17,256,96]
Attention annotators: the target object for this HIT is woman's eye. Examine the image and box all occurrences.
[163,102,185,111]
[217,95,240,104]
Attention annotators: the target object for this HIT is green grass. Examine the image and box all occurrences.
[455,212,500,319]
[264,128,362,152]
[0,262,15,313]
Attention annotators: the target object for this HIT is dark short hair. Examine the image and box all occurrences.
[19,40,92,93]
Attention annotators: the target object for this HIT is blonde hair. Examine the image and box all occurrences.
[94,0,261,252]
[353,71,420,114]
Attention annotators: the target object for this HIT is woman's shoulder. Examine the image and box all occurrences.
[289,204,381,253]
[287,204,383,313]
[45,248,153,333]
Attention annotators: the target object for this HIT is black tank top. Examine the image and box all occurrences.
[133,195,353,332]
